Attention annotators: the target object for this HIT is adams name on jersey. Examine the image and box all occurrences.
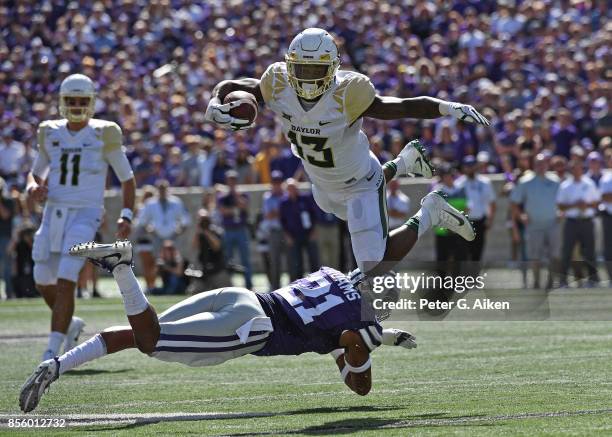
[36,119,123,209]
[260,62,376,190]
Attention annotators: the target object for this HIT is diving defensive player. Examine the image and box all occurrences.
[20,240,415,412]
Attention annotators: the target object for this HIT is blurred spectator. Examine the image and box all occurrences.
[178,135,204,187]
[280,179,319,281]
[261,170,286,289]
[601,150,612,284]
[133,185,157,291]
[317,211,340,270]
[10,225,37,298]
[586,151,604,186]
[510,154,561,290]
[135,180,190,292]
[235,144,255,184]
[552,109,578,159]
[387,179,410,230]
[0,177,15,299]
[551,155,568,180]
[455,156,496,263]
[192,208,230,292]
[218,170,252,289]
[557,160,601,287]
[193,207,227,281]
[153,240,188,295]
[0,132,24,188]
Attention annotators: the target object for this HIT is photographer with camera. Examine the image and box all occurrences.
[192,208,229,291]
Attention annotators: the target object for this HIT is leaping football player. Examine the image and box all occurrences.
[205,28,488,275]
[26,74,136,361]
[19,240,414,412]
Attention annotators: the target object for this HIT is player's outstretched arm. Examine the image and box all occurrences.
[334,330,372,396]
[363,95,490,126]
[205,78,263,130]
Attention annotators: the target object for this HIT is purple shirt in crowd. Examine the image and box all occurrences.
[218,191,249,229]
[279,193,318,238]
[552,123,578,158]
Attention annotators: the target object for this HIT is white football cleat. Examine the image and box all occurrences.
[69,240,133,272]
[397,139,434,178]
[382,328,417,349]
[20,358,59,413]
[64,316,85,353]
[421,191,475,241]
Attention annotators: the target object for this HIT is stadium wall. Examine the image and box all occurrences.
[102,175,511,273]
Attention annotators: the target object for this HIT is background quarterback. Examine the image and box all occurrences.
[25,74,136,361]
[205,28,488,275]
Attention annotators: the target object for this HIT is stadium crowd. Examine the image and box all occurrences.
[0,1,611,296]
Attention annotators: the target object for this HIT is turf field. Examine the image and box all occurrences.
[1,286,612,435]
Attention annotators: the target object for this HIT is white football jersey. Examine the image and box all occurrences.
[36,119,123,208]
[260,62,376,190]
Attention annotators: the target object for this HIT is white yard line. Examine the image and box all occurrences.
[1,408,611,430]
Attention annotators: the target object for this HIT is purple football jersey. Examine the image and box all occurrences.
[254,267,382,356]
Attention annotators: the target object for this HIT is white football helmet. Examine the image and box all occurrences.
[59,74,96,123]
[285,28,340,100]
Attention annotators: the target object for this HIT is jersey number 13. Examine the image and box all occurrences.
[288,132,334,168]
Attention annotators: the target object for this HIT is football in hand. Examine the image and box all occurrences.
[223,91,258,126]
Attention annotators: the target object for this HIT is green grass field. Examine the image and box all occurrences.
[1,286,612,435]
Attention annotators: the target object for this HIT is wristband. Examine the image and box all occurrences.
[330,349,344,360]
[343,357,372,374]
[120,208,133,223]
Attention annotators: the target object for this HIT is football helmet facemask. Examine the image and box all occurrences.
[285,28,340,100]
[59,74,96,123]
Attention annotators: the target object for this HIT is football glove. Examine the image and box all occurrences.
[204,96,254,131]
[440,101,490,126]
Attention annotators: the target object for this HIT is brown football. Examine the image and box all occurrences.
[223,91,258,125]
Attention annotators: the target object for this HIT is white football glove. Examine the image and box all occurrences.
[204,96,254,131]
[440,102,490,126]
[382,328,417,349]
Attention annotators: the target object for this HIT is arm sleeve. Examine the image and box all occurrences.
[32,152,50,179]
[32,124,50,179]
[344,74,377,125]
[105,148,134,182]
[102,123,133,182]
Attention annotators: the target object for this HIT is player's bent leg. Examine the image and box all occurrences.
[69,241,160,353]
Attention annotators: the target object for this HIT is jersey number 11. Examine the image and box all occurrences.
[59,153,81,186]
